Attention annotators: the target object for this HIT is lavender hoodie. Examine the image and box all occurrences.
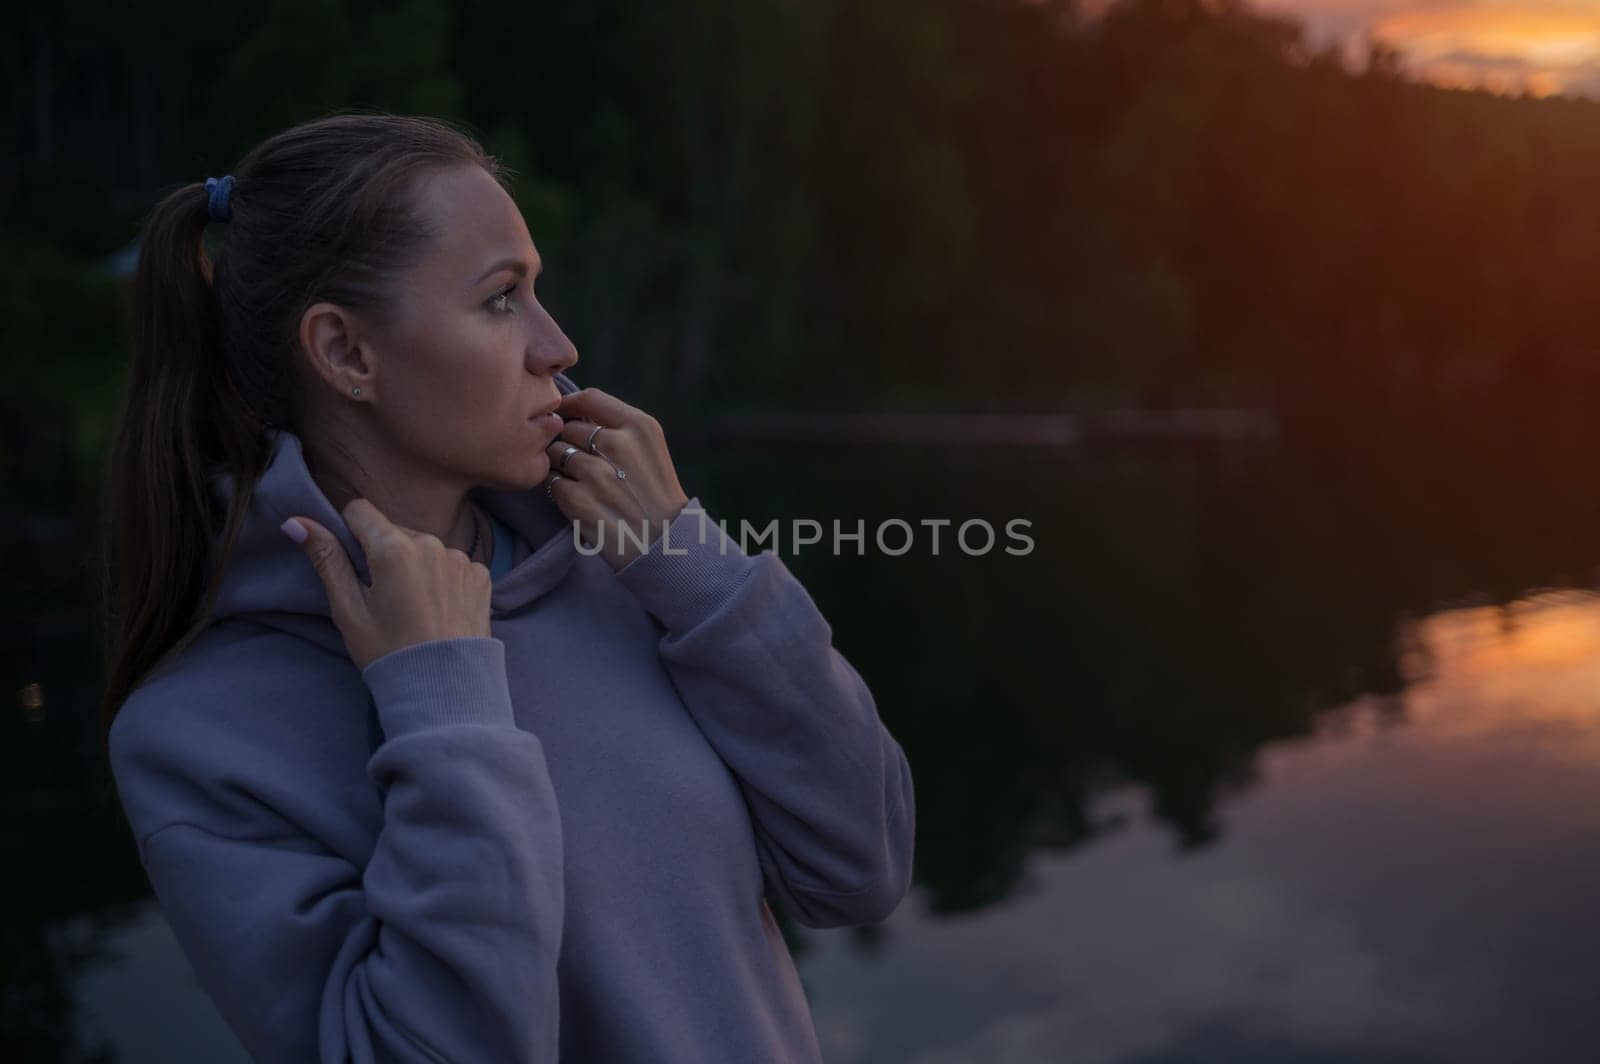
[107,372,916,1062]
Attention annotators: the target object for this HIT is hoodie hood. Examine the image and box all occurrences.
[203,372,584,658]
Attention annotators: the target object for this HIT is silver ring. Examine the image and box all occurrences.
[558,445,579,472]
[545,472,564,499]
[585,424,604,454]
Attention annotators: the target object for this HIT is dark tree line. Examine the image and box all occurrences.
[7,0,1600,488]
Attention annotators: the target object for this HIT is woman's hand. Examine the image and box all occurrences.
[283,498,493,671]
[544,387,690,572]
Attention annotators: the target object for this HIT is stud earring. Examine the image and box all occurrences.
[352,387,361,396]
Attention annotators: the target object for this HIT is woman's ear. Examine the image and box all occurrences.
[299,301,375,401]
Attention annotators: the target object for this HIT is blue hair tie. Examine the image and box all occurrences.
[205,175,234,223]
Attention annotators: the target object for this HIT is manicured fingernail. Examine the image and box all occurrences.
[280,518,308,544]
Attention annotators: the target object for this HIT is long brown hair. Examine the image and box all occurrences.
[96,110,510,749]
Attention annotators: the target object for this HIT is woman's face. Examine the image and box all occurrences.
[343,163,579,491]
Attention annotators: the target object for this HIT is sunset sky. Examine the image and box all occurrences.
[1252,0,1600,97]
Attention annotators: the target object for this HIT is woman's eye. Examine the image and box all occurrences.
[488,282,518,314]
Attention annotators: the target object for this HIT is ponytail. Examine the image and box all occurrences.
[95,179,270,754]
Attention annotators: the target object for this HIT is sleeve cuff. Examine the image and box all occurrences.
[613,497,759,633]
[361,636,516,737]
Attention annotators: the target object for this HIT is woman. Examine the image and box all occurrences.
[99,111,915,1062]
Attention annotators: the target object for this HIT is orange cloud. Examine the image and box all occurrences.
[1258,1,1600,97]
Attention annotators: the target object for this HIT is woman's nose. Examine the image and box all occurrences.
[526,311,579,375]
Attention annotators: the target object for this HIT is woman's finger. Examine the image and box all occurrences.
[284,515,367,624]
[556,417,614,451]
[554,386,647,430]
[549,440,586,476]
[556,418,634,469]
[546,439,616,483]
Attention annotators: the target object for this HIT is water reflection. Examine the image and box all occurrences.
[10,431,1600,1060]
[799,592,1600,1062]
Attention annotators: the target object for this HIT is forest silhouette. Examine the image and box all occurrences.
[9,0,1600,449]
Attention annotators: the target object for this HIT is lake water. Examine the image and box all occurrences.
[801,595,1600,1061]
[13,430,1600,1062]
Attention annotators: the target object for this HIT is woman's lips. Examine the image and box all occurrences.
[529,411,564,432]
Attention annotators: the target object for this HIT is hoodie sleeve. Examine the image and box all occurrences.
[613,498,916,929]
[110,636,564,1063]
